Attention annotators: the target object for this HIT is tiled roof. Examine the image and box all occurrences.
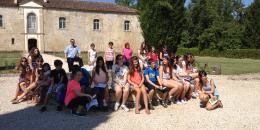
[0,0,138,14]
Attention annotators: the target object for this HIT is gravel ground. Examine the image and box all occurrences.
[0,74,260,130]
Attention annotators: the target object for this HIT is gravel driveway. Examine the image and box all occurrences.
[0,74,260,130]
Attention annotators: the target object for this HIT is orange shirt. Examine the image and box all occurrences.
[130,70,142,85]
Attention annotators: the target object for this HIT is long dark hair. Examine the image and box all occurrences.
[183,53,194,69]
[29,47,41,60]
[129,56,141,76]
[95,56,107,75]
[20,65,32,78]
[140,42,147,55]
[16,57,28,71]
[162,57,172,78]
[173,55,180,70]
[198,70,207,85]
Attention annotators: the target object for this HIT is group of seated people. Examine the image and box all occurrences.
[11,41,223,116]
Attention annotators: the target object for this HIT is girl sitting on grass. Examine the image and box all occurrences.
[198,70,223,110]
[128,56,150,114]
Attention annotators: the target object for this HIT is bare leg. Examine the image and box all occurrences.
[11,84,21,101]
[115,85,123,104]
[133,87,141,114]
[141,86,150,114]
[190,73,198,79]
[104,86,109,105]
[122,87,129,105]
[13,82,36,103]
[148,89,155,103]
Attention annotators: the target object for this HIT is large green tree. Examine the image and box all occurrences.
[139,0,185,52]
[244,0,260,48]
[187,0,245,50]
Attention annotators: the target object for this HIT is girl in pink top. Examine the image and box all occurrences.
[104,42,115,70]
[92,56,109,111]
[65,69,92,116]
[122,42,133,67]
[128,56,150,114]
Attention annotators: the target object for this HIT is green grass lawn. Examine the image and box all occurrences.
[196,56,260,75]
[0,52,23,74]
[1,51,260,75]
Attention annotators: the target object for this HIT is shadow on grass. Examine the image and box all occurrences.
[0,104,112,129]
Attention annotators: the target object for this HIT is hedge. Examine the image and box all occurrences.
[176,48,260,59]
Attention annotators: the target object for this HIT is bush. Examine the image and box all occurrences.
[176,48,260,59]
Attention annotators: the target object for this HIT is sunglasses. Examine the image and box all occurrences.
[21,60,27,63]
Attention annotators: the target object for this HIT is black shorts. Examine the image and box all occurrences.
[144,81,161,92]
[106,61,114,70]
[156,87,169,94]
[144,81,169,93]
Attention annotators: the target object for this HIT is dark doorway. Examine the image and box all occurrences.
[28,39,37,52]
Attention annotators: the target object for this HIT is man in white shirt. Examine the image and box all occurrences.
[64,39,83,72]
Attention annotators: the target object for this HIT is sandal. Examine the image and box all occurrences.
[10,98,17,102]
[12,99,20,104]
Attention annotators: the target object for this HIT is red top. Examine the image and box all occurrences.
[130,70,142,85]
[64,80,81,106]
[148,52,159,62]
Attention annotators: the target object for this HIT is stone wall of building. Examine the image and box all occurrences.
[43,9,144,53]
[0,6,144,52]
[0,7,25,51]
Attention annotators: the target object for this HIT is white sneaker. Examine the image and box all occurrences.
[120,104,130,112]
[181,99,187,104]
[176,100,183,105]
[114,102,120,111]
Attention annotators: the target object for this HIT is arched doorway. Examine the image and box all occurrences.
[28,39,37,52]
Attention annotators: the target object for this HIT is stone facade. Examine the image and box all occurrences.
[0,1,143,53]
[0,7,25,51]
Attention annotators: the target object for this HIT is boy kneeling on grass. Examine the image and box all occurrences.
[40,60,68,112]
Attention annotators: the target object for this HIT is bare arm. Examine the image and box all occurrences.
[145,75,160,89]
[206,79,216,96]
[159,66,163,81]
[137,50,142,60]
[159,52,163,60]
[88,51,90,63]
[104,49,107,61]
[156,76,163,87]
[92,69,98,84]
[73,88,92,98]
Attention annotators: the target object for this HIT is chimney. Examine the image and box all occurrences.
[14,0,18,4]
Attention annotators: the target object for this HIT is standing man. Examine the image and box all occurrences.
[64,39,83,72]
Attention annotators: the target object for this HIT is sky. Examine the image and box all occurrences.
[84,0,255,7]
